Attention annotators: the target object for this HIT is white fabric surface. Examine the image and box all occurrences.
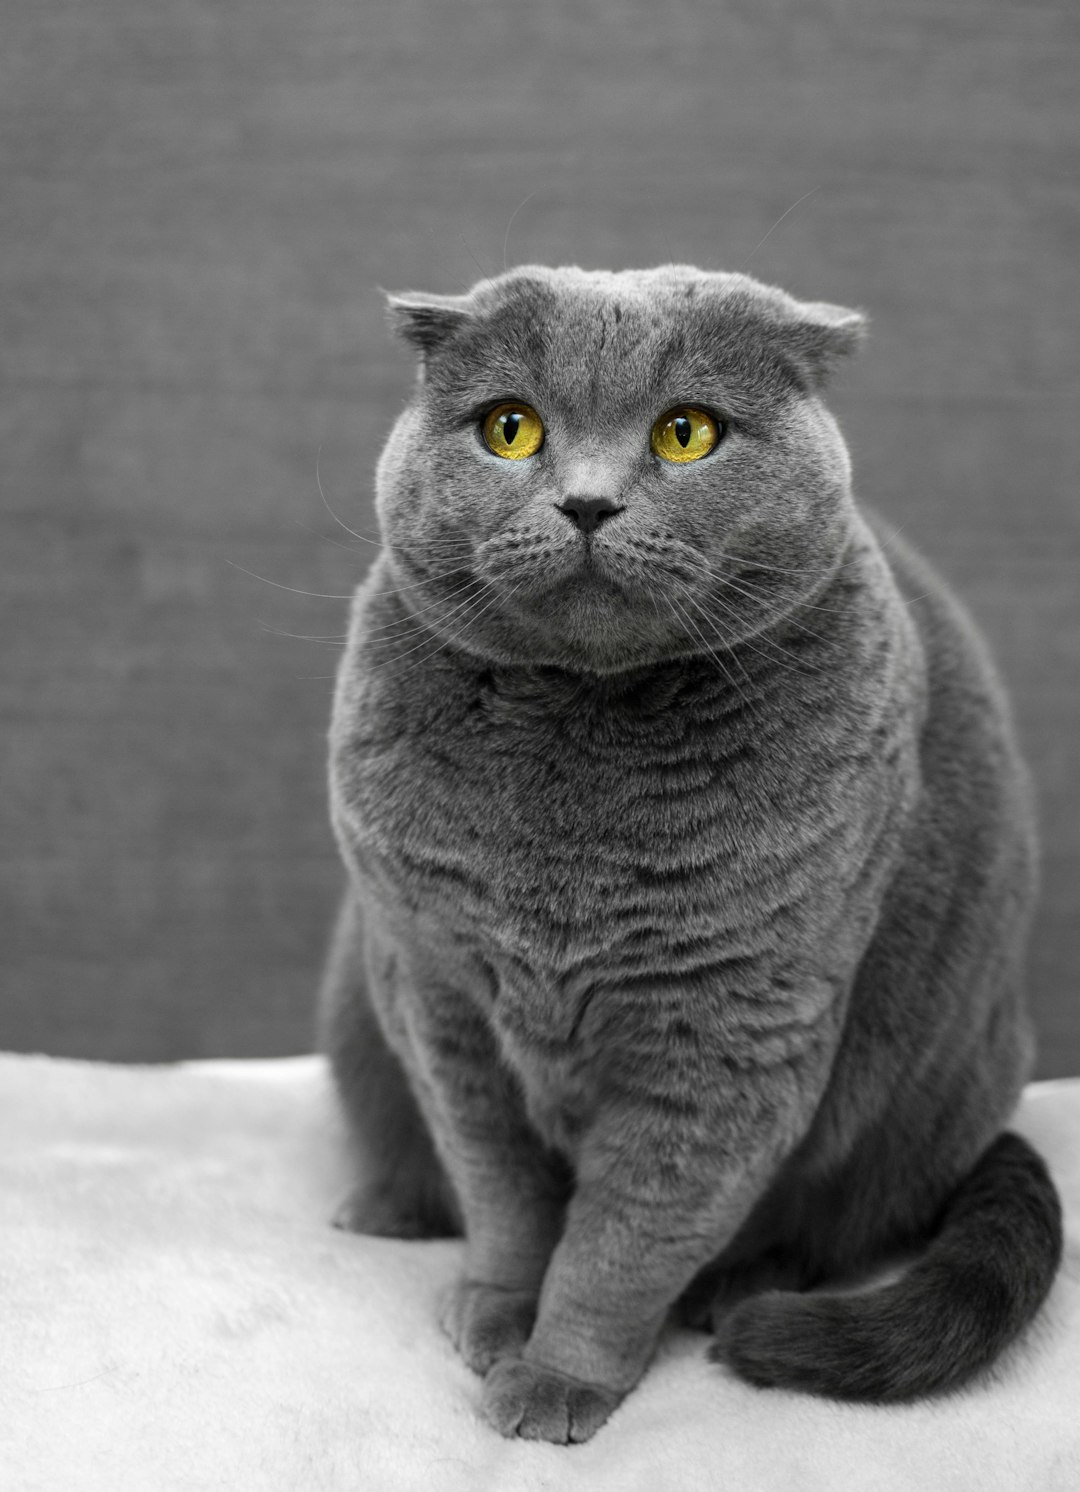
[2,1052,1078,1491]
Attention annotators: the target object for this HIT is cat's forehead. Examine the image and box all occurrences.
[471,263,758,335]
[393,265,864,416]
[426,265,775,415]
[481,262,740,303]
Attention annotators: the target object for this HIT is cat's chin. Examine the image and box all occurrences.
[538,566,628,607]
[480,633,681,678]
[461,549,711,673]
[507,567,644,643]
[471,579,687,676]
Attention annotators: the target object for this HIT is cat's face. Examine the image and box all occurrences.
[375,265,864,675]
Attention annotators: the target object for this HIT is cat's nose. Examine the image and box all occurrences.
[556,496,624,535]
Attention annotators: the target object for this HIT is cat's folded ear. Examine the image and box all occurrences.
[764,296,868,389]
[385,290,473,362]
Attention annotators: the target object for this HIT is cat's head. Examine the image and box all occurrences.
[375,265,865,675]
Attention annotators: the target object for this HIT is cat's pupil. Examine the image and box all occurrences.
[503,413,521,445]
[674,417,692,448]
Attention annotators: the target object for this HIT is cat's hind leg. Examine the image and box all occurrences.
[318,891,461,1239]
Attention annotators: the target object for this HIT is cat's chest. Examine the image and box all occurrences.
[332,660,810,966]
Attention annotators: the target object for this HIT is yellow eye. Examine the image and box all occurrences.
[650,406,721,464]
[482,402,544,460]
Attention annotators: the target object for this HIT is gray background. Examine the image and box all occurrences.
[4,0,1078,1074]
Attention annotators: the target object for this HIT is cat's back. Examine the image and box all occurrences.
[867,513,1034,822]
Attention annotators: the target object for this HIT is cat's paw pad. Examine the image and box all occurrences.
[331,1182,454,1239]
[481,1358,622,1444]
[439,1282,537,1374]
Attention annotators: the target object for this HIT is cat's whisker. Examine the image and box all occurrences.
[315,447,382,547]
[716,570,834,649]
[368,532,478,559]
[381,579,523,677]
[368,566,472,601]
[313,459,472,561]
[740,186,820,269]
[644,587,667,636]
[338,530,477,562]
[502,187,543,273]
[364,574,483,636]
[710,514,915,586]
[666,594,753,713]
[673,586,756,688]
[308,522,470,567]
[289,516,373,555]
[687,588,823,680]
[678,587,789,689]
[715,553,850,582]
[372,580,504,669]
[414,218,486,294]
[709,595,811,686]
[456,227,496,284]
[370,586,499,655]
[692,575,816,662]
[257,623,348,646]
[667,594,746,703]
[377,536,476,562]
[235,554,476,617]
[717,564,856,620]
[225,560,355,601]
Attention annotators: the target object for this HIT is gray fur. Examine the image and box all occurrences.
[319,265,1059,1443]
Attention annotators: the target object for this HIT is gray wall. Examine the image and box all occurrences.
[4,1,1078,1073]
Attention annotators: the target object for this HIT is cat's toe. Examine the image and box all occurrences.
[331,1182,455,1239]
[439,1281,537,1374]
[482,1358,622,1444]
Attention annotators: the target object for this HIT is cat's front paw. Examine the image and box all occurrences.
[482,1358,623,1444]
[331,1181,457,1239]
[439,1281,537,1374]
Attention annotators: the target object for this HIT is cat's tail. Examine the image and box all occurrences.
[712,1131,1063,1401]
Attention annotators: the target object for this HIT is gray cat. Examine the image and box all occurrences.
[319,265,1062,1444]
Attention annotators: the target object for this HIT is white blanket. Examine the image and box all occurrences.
[2,1053,1078,1491]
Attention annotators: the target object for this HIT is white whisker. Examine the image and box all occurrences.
[365,575,484,637]
[717,570,834,648]
[225,561,355,600]
[372,580,503,668]
[368,572,468,601]
[380,579,524,676]
[257,623,348,646]
[313,453,475,561]
[315,447,380,547]
[679,588,777,688]
[740,187,820,268]
[683,587,818,680]
[503,188,543,273]
[718,565,854,618]
[666,594,752,714]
